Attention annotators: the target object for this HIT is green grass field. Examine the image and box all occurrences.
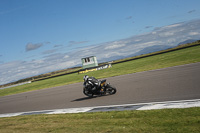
[0,45,200,97]
[0,107,200,133]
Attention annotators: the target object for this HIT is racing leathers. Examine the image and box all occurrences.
[85,76,100,92]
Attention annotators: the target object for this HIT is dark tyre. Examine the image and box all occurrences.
[106,84,117,95]
[83,88,94,97]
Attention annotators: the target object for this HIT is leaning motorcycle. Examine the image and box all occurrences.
[83,79,117,97]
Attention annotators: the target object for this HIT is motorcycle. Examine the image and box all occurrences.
[83,79,117,97]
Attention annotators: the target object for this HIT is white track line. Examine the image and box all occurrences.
[0,99,200,118]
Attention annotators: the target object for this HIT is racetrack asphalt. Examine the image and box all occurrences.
[0,62,200,114]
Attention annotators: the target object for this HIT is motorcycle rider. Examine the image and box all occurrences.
[83,75,100,92]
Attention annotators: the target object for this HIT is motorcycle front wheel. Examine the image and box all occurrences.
[106,84,117,95]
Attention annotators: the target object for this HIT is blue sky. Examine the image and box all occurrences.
[0,0,200,85]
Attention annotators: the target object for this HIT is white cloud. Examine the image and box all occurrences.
[105,43,126,50]
[165,23,182,28]
[64,55,69,59]
[104,51,124,58]
[134,39,142,42]
[159,32,174,37]
[167,38,176,43]
[189,32,199,36]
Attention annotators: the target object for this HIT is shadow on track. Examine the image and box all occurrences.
[71,97,95,102]
[71,95,109,102]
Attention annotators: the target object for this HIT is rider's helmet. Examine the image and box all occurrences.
[83,75,89,81]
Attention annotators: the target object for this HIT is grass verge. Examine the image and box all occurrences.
[0,107,200,133]
[0,45,200,97]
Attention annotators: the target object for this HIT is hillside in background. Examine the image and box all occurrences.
[178,39,197,45]
[98,39,198,63]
